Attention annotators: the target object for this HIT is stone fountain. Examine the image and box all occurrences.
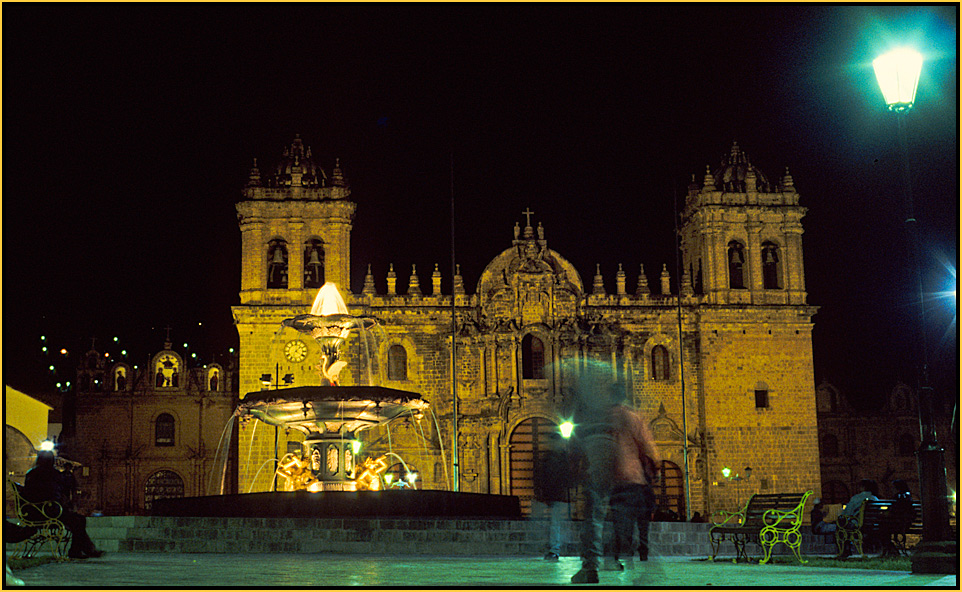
[237,282,429,492]
[151,282,520,518]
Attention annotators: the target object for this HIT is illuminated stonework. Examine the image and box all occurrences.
[233,138,821,517]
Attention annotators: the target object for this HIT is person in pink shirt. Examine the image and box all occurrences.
[606,384,661,570]
[570,377,660,583]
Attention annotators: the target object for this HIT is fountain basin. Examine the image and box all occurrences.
[238,386,428,436]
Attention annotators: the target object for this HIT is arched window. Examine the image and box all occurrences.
[303,239,325,289]
[651,345,669,381]
[114,367,127,392]
[155,413,175,447]
[761,241,781,289]
[144,470,184,512]
[821,434,839,458]
[521,334,545,379]
[897,433,915,456]
[728,240,746,289]
[387,345,407,381]
[267,239,288,289]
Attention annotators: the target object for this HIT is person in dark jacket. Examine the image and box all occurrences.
[24,451,103,559]
[533,432,571,561]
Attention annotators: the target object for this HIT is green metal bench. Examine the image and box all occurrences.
[834,499,922,558]
[709,490,813,564]
[8,479,72,560]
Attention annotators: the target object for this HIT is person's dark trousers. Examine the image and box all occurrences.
[610,483,655,561]
[58,510,96,555]
[4,519,37,543]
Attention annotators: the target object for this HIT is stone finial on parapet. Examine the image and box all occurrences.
[593,264,606,295]
[432,263,442,295]
[387,264,397,295]
[408,264,422,296]
[636,264,650,296]
[363,264,376,296]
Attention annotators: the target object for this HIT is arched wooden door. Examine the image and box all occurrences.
[652,460,686,519]
[508,417,558,516]
[144,470,185,513]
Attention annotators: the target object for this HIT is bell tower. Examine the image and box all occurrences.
[679,141,807,306]
[678,141,821,502]
[232,135,356,491]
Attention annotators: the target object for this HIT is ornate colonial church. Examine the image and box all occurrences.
[232,136,822,517]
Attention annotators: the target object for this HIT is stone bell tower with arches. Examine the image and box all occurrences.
[678,141,820,502]
[232,135,355,491]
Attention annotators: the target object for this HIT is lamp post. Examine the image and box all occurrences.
[872,47,954,574]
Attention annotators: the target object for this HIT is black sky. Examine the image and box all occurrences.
[3,4,957,411]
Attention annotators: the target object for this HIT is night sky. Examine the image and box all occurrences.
[3,5,957,412]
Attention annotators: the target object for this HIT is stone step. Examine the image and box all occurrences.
[79,516,837,557]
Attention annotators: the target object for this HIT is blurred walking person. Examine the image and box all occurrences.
[533,431,571,561]
[605,383,660,571]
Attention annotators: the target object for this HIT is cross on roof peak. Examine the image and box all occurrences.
[522,208,534,227]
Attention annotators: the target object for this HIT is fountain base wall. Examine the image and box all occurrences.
[151,490,521,519]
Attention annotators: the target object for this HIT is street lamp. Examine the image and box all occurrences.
[872,47,953,574]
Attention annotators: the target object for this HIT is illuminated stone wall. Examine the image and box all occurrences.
[68,344,236,515]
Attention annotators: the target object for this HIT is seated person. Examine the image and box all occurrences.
[838,479,879,523]
[836,479,879,557]
[810,498,836,534]
[24,451,104,559]
[880,479,915,556]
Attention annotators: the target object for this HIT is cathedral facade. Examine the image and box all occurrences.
[232,137,822,517]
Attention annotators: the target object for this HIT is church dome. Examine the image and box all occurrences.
[270,135,327,187]
[712,141,772,192]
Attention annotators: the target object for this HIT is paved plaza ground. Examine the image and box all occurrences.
[10,553,958,588]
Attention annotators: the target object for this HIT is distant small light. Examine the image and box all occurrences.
[229,348,235,354]
[65,381,71,387]
[407,472,418,484]
[559,421,574,439]
[121,350,127,356]
[56,383,62,388]
[198,322,203,326]
[104,352,110,357]
[184,343,189,349]
[384,474,394,485]
[40,441,55,451]
[40,336,46,341]
[42,346,48,352]
[60,349,68,355]
[191,353,197,359]
[48,365,55,371]
[113,336,119,342]
[722,467,732,479]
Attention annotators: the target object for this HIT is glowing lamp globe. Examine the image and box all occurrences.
[872,48,923,112]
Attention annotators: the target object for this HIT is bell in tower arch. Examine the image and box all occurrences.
[304,240,325,289]
[267,240,289,289]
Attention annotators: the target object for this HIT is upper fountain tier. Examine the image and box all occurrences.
[237,385,429,437]
[282,282,377,340]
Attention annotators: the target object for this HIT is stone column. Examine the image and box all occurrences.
[746,219,763,299]
[288,220,304,293]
